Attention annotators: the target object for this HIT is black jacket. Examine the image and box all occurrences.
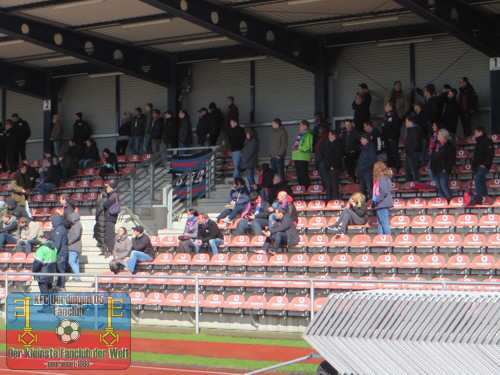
[350,202,368,222]
[93,200,107,249]
[382,110,401,141]
[73,120,91,143]
[51,215,68,256]
[132,233,154,257]
[102,191,118,224]
[441,98,461,133]
[198,219,223,244]
[163,117,178,147]
[357,142,377,173]
[209,109,224,136]
[269,213,299,247]
[103,152,119,172]
[321,138,344,171]
[178,117,193,146]
[228,125,246,152]
[405,125,423,154]
[267,182,293,205]
[343,128,361,154]
[150,118,164,140]
[244,200,271,220]
[430,140,456,174]
[14,118,31,142]
[472,135,494,172]
[226,103,239,126]
[196,114,215,143]
[131,115,146,137]
[44,165,62,187]
[62,203,75,229]
[6,198,29,220]
[118,120,131,137]
[83,143,99,160]
[352,100,370,131]
[368,127,384,154]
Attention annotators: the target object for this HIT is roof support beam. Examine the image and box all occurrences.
[0,60,50,99]
[140,0,323,72]
[394,0,500,56]
[0,11,175,86]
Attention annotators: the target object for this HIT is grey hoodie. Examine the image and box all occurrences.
[67,212,82,253]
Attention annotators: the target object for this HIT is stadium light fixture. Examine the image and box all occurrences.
[88,72,123,78]
[46,56,77,62]
[121,18,172,28]
[181,36,229,46]
[220,56,267,64]
[377,37,433,47]
[341,15,399,27]
[53,0,104,10]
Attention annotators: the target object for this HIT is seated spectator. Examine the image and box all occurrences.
[98,148,119,179]
[36,158,61,195]
[25,162,40,190]
[267,174,293,205]
[6,198,30,220]
[79,139,99,169]
[430,128,456,203]
[109,227,132,274]
[125,226,155,274]
[67,212,82,281]
[0,212,18,249]
[268,191,298,228]
[257,208,299,256]
[216,178,250,224]
[193,213,223,255]
[177,209,201,253]
[328,193,368,235]
[256,163,274,201]
[58,152,75,182]
[16,217,42,254]
[235,192,270,235]
[66,139,81,169]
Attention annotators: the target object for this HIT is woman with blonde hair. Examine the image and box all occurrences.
[329,192,368,235]
[372,161,393,234]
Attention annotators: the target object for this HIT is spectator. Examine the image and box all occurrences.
[58,152,75,182]
[225,96,239,127]
[6,198,29,220]
[267,174,293,205]
[25,162,40,190]
[0,122,6,172]
[178,109,193,149]
[163,110,178,149]
[143,102,153,154]
[228,119,246,180]
[194,213,224,255]
[177,209,201,253]
[102,184,119,254]
[342,120,361,182]
[109,227,132,274]
[67,211,82,281]
[363,121,384,161]
[149,109,163,154]
[328,193,368,235]
[16,217,42,254]
[51,214,69,291]
[196,107,214,146]
[93,192,108,256]
[404,115,423,182]
[257,207,298,256]
[125,225,155,274]
[116,112,132,156]
[73,112,91,156]
[59,194,75,229]
[51,114,63,157]
[430,128,456,202]
[268,190,298,227]
[269,118,288,181]
[256,163,275,201]
[314,125,329,183]
[382,102,401,169]
[41,151,59,172]
[235,192,270,235]
[10,162,30,207]
[0,212,18,248]
[4,120,19,172]
[292,120,313,188]
[127,107,146,155]
[357,133,377,198]
[384,80,410,120]
[412,102,429,138]
[36,158,61,195]
[441,88,460,139]
[357,83,372,108]
[32,231,57,296]
[11,113,31,161]
[98,148,119,179]
[458,77,478,137]
[321,130,344,201]
[372,161,394,235]
[469,126,494,204]
[427,121,440,181]
[422,84,441,132]
[208,102,224,145]
[312,112,328,143]
[66,139,81,169]
[352,94,370,132]
[216,178,250,224]
[79,139,99,169]
[241,127,259,189]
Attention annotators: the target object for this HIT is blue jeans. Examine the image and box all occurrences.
[0,233,16,248]
[474,167,488,202]
[195,238,223,255]
[68,251,81,280]
[53,140,63,157]
[16,238,41,254]
[270,157,285,180]
[263,232,288,252]
[127,135,143,155]
[235,218,268,235]
[231,150,242,178]
[125,250,153,274]
[217,203,247,221]
[405,152,421,182]
[142,133,151,154]
[432,171,452,202]
[376,208,391,235]
[79,159,98,169]
[37,182,57,195]
[358,169,373,198]
[246,168,255,187]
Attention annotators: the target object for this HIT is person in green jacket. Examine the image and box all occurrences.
[291,120,314,188]
[33,231,57,294]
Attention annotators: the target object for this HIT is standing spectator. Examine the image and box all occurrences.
[143,103,153,154]
[116,112,132,156]
[458,77,478,137]
[36,158,61,195]
[384,81,410,120]
[125,225,155,274]
[178,109,193,149]
[430,128,456,202]
[194,213,224,255]
[16,217,42,254]
[372,161,394,235]
[357,134,377,198]
[11,113,31,161]
[342,120,361,182]
[241,127,259,189]
[225,96,239,126]
[163,110,178,149]
[102,184,119,255]
[321,130,344,201]
[79,139,99,169]
[404,115,423,182]
[427,121,440,182]
[441,88,461,139]
[93,192,108,255]
[195,107,214,146]
[258,207,298,256]
[109,227,132,274]
[0,122,6,172]
[4,120,19,172]
[292,120,314,189]
[51,114,63,157]
[66,139,81,169]
[59,152,75,182]
[234,192,270,235]
[59,194,75,229]
[177,209,202,253]
[51,214,69,291]
[328,193,368,235]
[208,102,224,145]
[32,232,57,296]
[0,212,18,248]
[150,109,164,154]
[312,112,328,143]
[67,211,82,281]
[422,84,441,130]
[98,148,119,179]
[314,125,329,183]
[127,107,146,155]
[216,178,250,224]
[73,112,91,156]
[10,162,30,207]
[363,121,384,160]
[357,83,372,108]
[352,94,370,132]
[228,119,246,180]
[469,126,494,204]
[269,118,288,181]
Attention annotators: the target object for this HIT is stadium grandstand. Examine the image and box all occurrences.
[0,1,499,374]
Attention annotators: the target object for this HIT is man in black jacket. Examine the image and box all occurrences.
[150,109,164,154]
[470,127,494,204]
[196,107,215,146]
[382,102,401,169]
[163,110,178,149]
[342,120,360,182]
[267,175,293,205]
[127,107,146,155]
[59,194,75,229]
[51,214,69,291]
[72,112,91,156]
[225,96,239,126]
[441,88,461,138]
[363,121,384,160]
[321,130,344,201]
[195,213,223,254]
[235,192,271,235]
[209,102,224,145]
[258,208,299,256]
[404,115,423,182]
[125,225,154,274]
[228,119,246,180]
[102,184,118,253]
[36,158,61,195]
[11,113,31,161]
[458,77,478,137]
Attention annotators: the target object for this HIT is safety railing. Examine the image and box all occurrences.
[1,272,497,334]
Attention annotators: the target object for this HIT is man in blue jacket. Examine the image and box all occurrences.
[357,134,377,198]
[51,214,69,291]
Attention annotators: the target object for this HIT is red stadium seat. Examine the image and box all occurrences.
[10,253,27,264]
[390,181,400,192]
[306,200,326,211]
[190,253,210,266]
[91,179,104,188]
[160,235,179,247]
[0,252,12,263]
[182,293,204,308]
[313,275,334,289]
[448,196,466,207]
[416,234,439,247]
[31,194,44,203]
[352,253,375,267]
[126,155,140,163]
[296,234,308,247]
[309,170,321,180]
[381,275,402,290]
[229,253,249,266]
[327,216,340,228]
[325,200,345,211]
[451,277,478,292]
[411,215,432,227]
[433,214,455,226]
[244,295,266,310]
[355,275,379,290]
[293,200,307,211]
[487,233,500,247]
[406,198,426,209]
[153,253,173,266]
[471,254,495,269]
[77,180,91,189]
[392,198,404,209]
[305,184,324,195]
[398,254,422,268]
[291,185,306,195]
[149,236,161,247]
[268,253,288,267]
[456,149,471,159]
[427,197,448,208]
[250,235,266,247]
[307,253,330,267]
[266,296,289,310]
[456,214,478,226]
[209,253,229,266]
[224,294,245,309]
[202,294,224,309]
[313,297,328,311]
[308,234,329,247]
[446,254,470,269]
[29,160,42,168]
[129,272,152,285]
[333,275,355,289]
[330,253,352,267]
[163,292,184,307]
[288,296,311,311]
[463,233,486,247]
[479,214,500,227]
[230,235,250,247]
[342,184,360,195]
[487,178,500,190]
[32,207,50,217]
[70,193,84,202]
[403,276,427,290]
[479,278,500,292]
[82,168,97,177]
[287,253,309,267]
[50,207,64,216]
[328,234,349,247]
[393,234,415,247]
[248,253,268,267]
[172,253,191,266]
[457,164,473,174]
[290,274,310,288]
[296,217,307,230]
[439,233,462,247]
[375,254,397,268]
[391,215,411,228]
[268,274,287,288]
[350,234,371,247]
[140,154,152,162]
[307,216,327,229]
[422,254,446,268]
[84,192,98,202]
